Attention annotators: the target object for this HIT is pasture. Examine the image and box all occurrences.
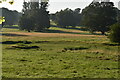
[1,27,119,78]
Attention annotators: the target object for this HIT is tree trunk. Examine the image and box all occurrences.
[101,31,105,35]
[28,30,30,32]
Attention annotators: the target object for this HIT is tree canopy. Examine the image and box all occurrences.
[81,2,117,34]
[52,8,81,28]
[0,7,22,26]
[19,1,50,32]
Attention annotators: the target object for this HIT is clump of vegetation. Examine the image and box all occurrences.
[109,23,120,44]
[62,46,88,52]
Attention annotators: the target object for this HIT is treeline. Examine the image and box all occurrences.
[1,7,22,25]
[50,2,120,35]
[49,1,120,43]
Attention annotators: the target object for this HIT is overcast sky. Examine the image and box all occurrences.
[0,0,119,13]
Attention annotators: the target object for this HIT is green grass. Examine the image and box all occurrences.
[1,27,120,78]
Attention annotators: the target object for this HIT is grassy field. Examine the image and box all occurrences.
[1,27,120,78]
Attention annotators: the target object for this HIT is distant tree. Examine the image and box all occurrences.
[81,2,117,35]
[55,8,74,27]
[19,0,50,32]
[55,8,81,28]
[109,23,120,43]
[0,7,22,25]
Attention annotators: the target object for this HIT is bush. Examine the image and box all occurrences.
[109,23,120,43]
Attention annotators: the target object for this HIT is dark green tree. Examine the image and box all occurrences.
[55,8,81,28]
[1,7,22,26]
[55,8,73,27]
[35,2,50,31]
[73,8,81,26]
[81,2,117,35]
[19,0,50,32]
[19,14,34,32]
[109,23,120,43]
[19,1,32,31]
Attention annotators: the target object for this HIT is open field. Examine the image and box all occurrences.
[1,27,120,78]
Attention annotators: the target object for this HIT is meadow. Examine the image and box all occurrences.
[1,27,120,78]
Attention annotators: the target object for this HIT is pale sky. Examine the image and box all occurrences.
[0,0,119,13]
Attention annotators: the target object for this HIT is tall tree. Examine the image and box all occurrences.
[35,1,50,31]
[81,2,117,34]
[19,0,50,32]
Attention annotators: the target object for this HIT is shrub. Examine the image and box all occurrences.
[109,23,120,43]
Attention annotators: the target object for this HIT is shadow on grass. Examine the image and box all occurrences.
[2,33,28,37]
[3,25,19,29]
[41,27,102,35]
[41,29,94,35]
[65,47,89,50]
[65,27,103,35]
[103,43,120,46]
[1,41,32,44]
[61,47,89,52]
[8,45,39,49]
[66,27,88,31]
[35,41,49,43]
